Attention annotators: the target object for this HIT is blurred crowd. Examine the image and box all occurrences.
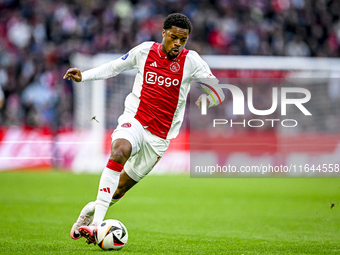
[0,0,339,128]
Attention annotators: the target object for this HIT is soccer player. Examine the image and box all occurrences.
[63,13,224,244]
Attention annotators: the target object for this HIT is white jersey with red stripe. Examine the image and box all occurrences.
[82,41,224,140]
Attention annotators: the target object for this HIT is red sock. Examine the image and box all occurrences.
[106,159,123,173]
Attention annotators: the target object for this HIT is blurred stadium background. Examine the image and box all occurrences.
[0,0,340,173]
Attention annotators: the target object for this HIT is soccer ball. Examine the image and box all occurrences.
[94,219,128,250]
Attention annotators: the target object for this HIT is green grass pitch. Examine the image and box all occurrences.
[0,171,339,254]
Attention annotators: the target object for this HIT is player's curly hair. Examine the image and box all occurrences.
[163,13,192,34]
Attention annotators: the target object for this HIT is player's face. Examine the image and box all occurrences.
[161,26,189,59]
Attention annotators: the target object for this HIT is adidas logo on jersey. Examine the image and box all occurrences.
[150,62,157,67]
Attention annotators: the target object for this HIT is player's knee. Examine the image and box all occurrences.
[110,140,132,165]
[110,150,126,165]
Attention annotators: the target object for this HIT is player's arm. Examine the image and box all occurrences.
[63,57,133,83]
[63,43,144,82]
[190,52,225,109]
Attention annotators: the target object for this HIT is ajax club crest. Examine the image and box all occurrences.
[121,122,132,128]
[169,62,180,72]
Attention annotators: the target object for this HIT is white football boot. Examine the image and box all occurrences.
[70,211,94,240]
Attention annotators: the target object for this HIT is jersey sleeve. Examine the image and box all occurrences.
[81,43,145,82]
[190,51,225,107]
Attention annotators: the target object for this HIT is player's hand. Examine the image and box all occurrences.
[195,95,210,109]
[63,68,82,82]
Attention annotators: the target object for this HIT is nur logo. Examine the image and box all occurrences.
[198,83,312,129]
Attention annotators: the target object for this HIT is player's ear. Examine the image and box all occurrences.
[162,29,166,38]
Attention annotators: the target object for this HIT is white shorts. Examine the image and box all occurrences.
[111,114,170,182]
